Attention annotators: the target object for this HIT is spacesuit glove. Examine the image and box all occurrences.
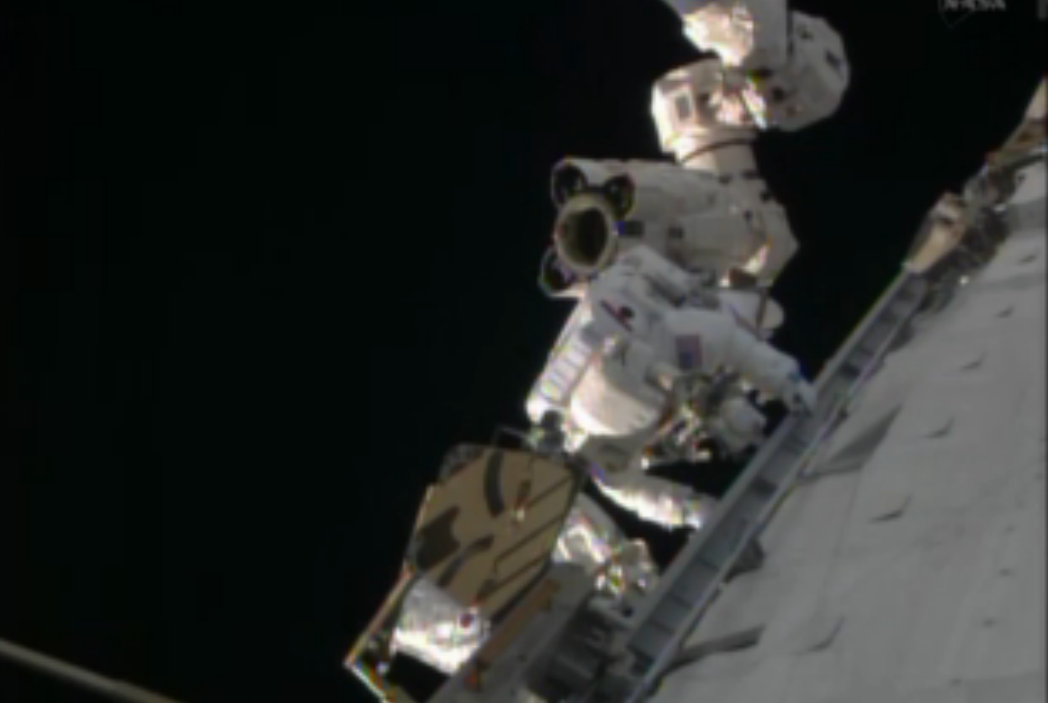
[683,494,719,531]
[716,396,768,452]
[779,370,816,415]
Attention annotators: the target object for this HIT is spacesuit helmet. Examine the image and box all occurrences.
[553,192,619,279]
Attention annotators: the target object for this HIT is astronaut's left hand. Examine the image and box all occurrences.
[779,370,817,415]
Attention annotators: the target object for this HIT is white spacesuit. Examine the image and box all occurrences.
[652,1,850,241]
[528,245,815,529]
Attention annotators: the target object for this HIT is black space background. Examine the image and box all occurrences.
[0,1,1042,702]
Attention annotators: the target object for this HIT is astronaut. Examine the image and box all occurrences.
[387,0,847,678]
[528,244,815,529]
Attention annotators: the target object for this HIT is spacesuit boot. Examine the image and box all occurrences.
[555,492,660,598]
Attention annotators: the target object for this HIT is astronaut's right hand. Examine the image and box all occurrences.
[778,370,817,415]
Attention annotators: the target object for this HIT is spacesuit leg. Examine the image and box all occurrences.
[573,431,718,531]
[592,466,719,531]
[556,493,659,596]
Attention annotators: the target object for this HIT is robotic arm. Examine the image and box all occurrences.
[656,0,850,134]
[650,1,850,283]
[673,0,790,70]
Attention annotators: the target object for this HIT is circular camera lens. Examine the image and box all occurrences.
[560,207,610,266]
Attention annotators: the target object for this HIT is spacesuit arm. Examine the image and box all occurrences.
[573,432,716,530]
[662,305,815,412]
